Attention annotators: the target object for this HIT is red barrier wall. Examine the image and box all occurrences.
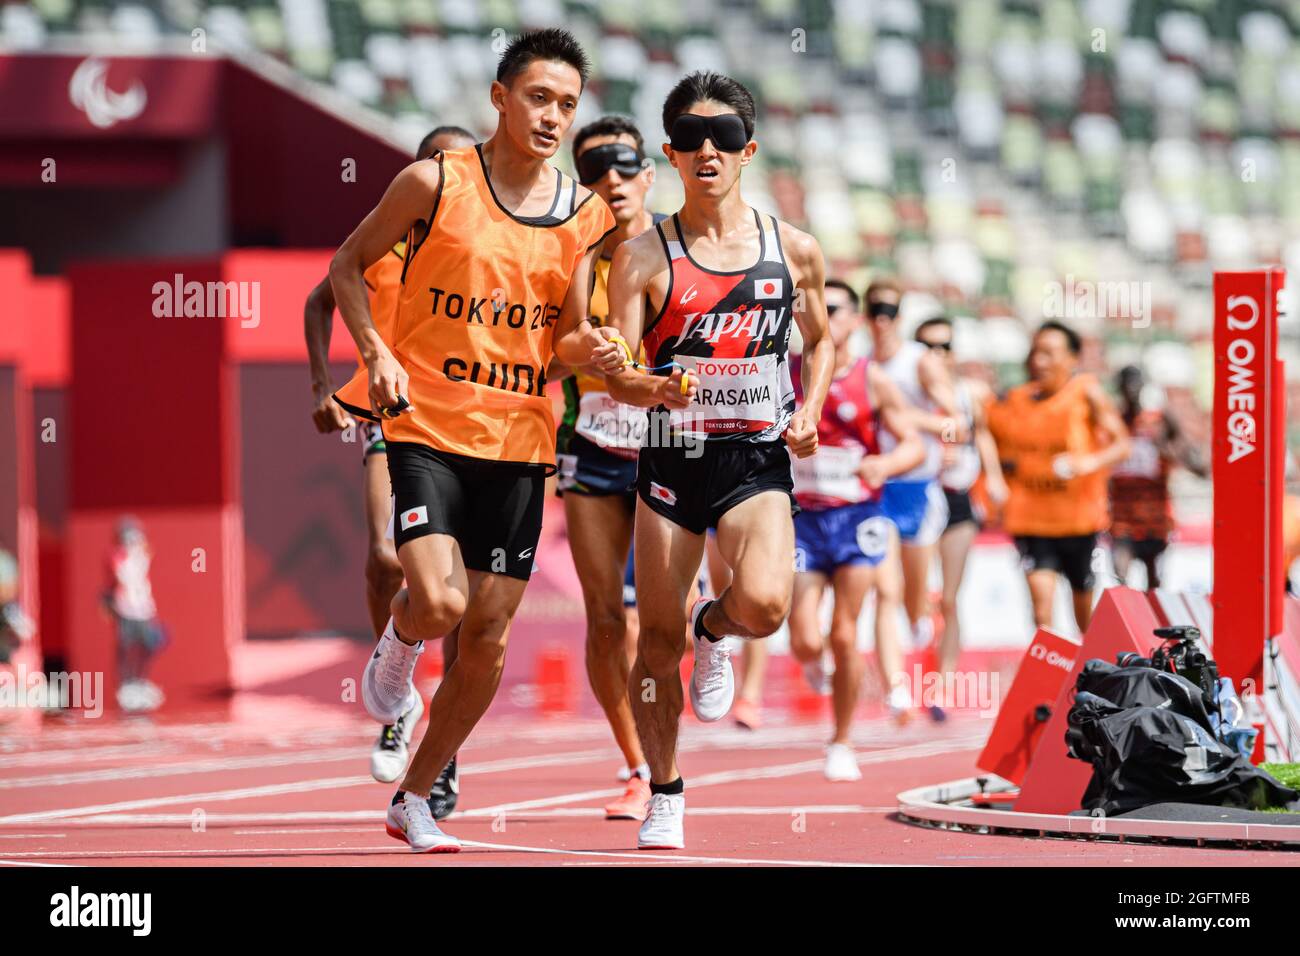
[65,258,243,701]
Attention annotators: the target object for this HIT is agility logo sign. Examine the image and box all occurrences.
[69,57,147,128]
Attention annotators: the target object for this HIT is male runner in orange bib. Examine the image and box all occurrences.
[304,124,474,807]
[329,29,622,852]
[603,72,835,850]
[987,320,1129,634]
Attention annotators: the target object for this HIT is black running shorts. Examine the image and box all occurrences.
[943,487,978,530]
[386,442,546,580]
[1013,533,1099,593]
[637,439,798,535]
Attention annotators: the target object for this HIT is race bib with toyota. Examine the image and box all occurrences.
[574,391,648,459]
[671,354,779,437]
[792,444,866,503]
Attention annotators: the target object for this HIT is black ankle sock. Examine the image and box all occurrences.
[391,790,405,806]
[650,777,684,796]
[695,601,722,643]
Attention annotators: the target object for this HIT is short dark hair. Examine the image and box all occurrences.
[496,28,590,88]
[864,275,902,303]
[573,115,644,158]
[823,278,860,313]
[418,125,475,157]
[1037,319,1082,355]
[915,315,952,340]
[662,71,756,141]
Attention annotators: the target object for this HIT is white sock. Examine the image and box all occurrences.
[912,616,934,649]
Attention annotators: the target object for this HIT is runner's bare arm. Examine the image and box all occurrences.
[329,161,438,412]
[968,378,1009,503]
[864,365,925,487]
[304,276,353,432]
[604,234,696,410]
[915,349,970,443]
[1162,410,1209,478]
[783,226,834,458]
[553,243,625,373]
[1077,377,1131,474]
[546,359,575,383]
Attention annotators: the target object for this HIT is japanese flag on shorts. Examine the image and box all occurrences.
[649,482,678,506]
[755,278,783,299]
[399,505,428,531]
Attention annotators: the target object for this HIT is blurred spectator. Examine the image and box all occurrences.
[103,517,166,712]
[0,549,34,665]
[1108,365,1208,589]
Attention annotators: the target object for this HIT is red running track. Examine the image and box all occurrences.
[0,640,1296,867]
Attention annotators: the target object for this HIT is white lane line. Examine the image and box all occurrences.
[3,744,624,791]
[0,776,376,825]
[216,806,893,833]
[0,846,400,860]
[458,840,887,867]
[0,730,981,829]
[46,805,892,828]
[0,859,75,867]
[0,833,67,839]
[60,811,383,826]
[0,748,371,790]
[462,734,986,817]
[0,841,885,867]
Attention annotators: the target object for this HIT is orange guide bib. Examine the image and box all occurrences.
[336,145,615,466]
[987,374,1109,536]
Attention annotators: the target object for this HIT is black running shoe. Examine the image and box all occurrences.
[427,754,458,820]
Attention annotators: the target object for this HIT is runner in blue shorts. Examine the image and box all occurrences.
[865,278,966,676]
[788,280,924,776]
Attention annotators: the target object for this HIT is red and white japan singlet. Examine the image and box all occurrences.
[642,209,796,442]
[790,356,882,510]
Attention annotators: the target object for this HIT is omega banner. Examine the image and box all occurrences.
[1212,269,1286,706]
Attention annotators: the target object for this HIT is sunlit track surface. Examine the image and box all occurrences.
[2,699,1298,867]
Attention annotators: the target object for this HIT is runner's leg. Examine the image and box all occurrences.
[630,499,705,785]
[900,540,934,634]
[706,491,796,640]
[399,565,526,795]
[363,453,404,639]
[566,491,644,770]
[873,536,907,699]
[788,571,828,664]
[936,520,977,676]
[1025,570,1057,630]
[828,562,873,745]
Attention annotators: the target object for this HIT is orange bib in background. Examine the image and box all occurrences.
[987,373,1110,537]
[335,145,615,466]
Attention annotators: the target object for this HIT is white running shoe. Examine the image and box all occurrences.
[385,791,461,853]
[824,742,862,782]
[370,689,424,783]
[887,684,913,722]
[802,657,833,695]
[688,599,735,722]
[362,619,424,723]
[637,792,685,850]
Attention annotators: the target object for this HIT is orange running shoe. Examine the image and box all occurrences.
[733,698,762,730]
[604,775,651,821]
